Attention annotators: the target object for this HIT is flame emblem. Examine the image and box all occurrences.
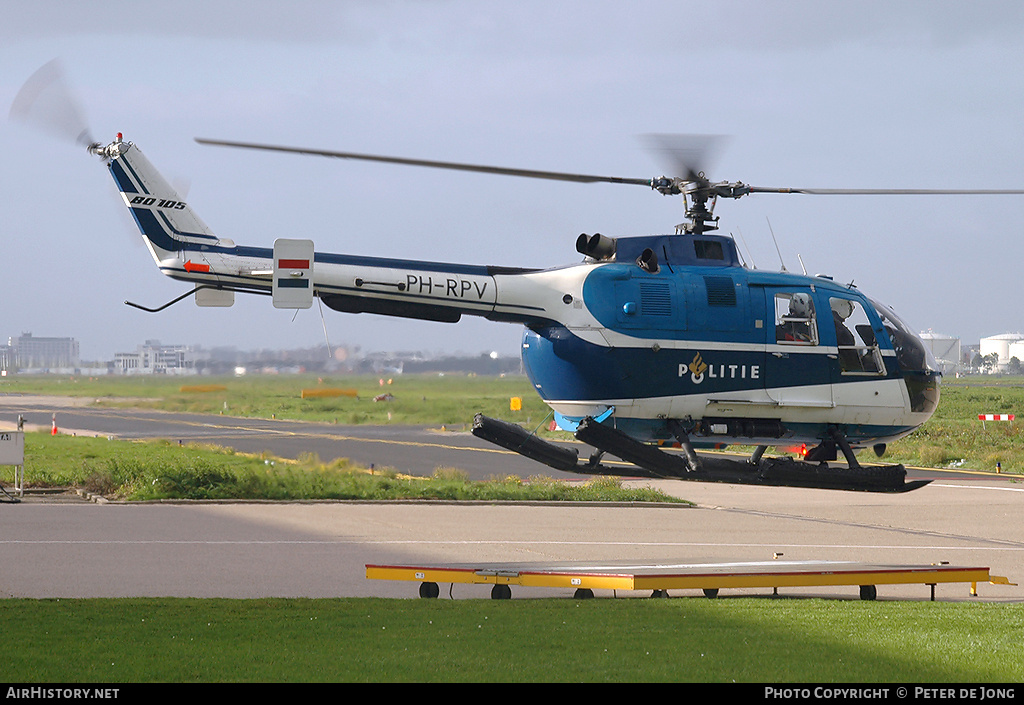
[688,352,707,383]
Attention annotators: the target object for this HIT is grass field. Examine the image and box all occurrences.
[0,372,553,427]
[4,373,1023,684]
[4,372,1024,473]
[16,431,683,503]
[4,598,1022,682]
[6,372,652,501]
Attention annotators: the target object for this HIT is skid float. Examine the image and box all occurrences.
[367,559,1013,601]
[471,414,929,493]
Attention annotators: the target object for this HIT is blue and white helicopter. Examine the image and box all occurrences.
[22,56,1023,494]
[79,130,1004,493]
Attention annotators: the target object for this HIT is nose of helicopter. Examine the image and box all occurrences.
[868,297,941,416]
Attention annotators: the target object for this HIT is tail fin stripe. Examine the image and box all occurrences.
[128,208,217,249]
[154,210,218,241]
[115,151,152,194]
[109,160,140,194]
[111,152,217,243]
[130,208,179,252]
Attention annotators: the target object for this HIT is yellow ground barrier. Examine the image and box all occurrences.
[301,388,358,399]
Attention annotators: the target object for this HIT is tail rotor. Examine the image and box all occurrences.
[10,59,95,149]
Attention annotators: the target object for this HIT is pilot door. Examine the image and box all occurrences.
[764,290,834,408]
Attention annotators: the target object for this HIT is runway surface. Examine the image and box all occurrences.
[1,396,1022,601]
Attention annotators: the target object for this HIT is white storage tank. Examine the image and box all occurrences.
[919,332,961,375]
[1009,340,1024,368]
[981,333,1024,372]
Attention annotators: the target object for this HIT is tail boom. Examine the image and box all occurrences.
[94,135,577,323]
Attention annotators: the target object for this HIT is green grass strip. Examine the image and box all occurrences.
[17,432,684,503]
[3,598,1022,682]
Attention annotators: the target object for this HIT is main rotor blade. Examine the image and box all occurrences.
[195,138,653,187]
[195,138,1024,198]
[749,186,1024,195]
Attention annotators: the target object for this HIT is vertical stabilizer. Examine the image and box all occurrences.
[92,135,219,261]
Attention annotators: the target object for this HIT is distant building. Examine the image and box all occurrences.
[7,332,79,370]
[114,340,202,375]
[980,333,1024,373]
[919,332,961,376]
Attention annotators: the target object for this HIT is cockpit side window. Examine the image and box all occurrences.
[869,298,938,374]
[829,297,883,374]
[774,292,818,345]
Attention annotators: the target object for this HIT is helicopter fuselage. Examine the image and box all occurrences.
[517,234,940,450]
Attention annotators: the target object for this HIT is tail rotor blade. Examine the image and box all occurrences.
[10,59,94,147]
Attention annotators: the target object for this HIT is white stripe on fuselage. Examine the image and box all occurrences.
[544,376,918,436]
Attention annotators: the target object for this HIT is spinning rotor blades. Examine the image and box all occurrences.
[640,133,728,185]
[10,59,94,148]
[196,136,1024,199]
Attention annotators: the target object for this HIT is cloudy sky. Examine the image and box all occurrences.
[2,1,1023,361]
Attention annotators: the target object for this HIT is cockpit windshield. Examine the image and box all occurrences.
[868,298,939,374]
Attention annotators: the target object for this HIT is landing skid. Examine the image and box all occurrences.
[471,414,928,493]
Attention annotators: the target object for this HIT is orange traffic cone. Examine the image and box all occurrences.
[51,414,58,435]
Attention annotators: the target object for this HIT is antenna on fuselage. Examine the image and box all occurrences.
[797,254,808,276]
[734,228,756,269]
[729,232,749,269]
[317,296,333,358]
[766,217,787,272]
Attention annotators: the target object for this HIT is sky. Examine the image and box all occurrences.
[2,1,1024,362]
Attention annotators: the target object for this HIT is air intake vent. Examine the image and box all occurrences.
[639,281,672,316]
[704,276,736,307]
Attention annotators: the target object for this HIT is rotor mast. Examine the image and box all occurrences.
[677,178,720,235]
[650,174,755,235]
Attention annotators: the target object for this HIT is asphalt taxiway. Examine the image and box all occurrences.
[3,481,1022,601]
[0,397,1021,601]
